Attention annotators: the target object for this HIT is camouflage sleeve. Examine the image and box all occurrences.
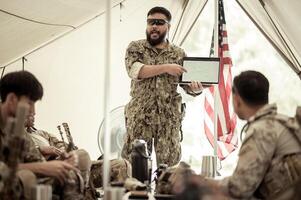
[23,132,45,163]
[43,131,67,151]
[220,126,278,198]
[125,41,144,80]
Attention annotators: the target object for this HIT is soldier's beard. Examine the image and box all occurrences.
[146,30,167,46]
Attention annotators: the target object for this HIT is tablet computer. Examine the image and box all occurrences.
[180,57,220,84]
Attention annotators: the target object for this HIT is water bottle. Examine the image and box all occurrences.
[131,139,150,184]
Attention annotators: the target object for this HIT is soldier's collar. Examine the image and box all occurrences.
[247,103,277,123]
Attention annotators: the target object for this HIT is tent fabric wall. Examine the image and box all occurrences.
[171,0,208,46]
[0,0,124,67]
[236,0,301,79]
[0,0,199,159]
[1,0,300,160]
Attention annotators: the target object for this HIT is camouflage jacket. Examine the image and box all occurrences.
[125,39,197,125]
[220,103,301,199]
[23,131,46,163]
[29,128,67,151]
[0,111,44,164]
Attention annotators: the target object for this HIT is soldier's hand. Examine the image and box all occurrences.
[188,81,203,94]
[64,151,79,167]
[39,146,62,157]
[40,160,79,185]
[164,64,187,77]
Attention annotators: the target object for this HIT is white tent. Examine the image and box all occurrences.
[0,0,300,159]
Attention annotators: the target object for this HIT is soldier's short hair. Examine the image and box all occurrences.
[232,70,269,106]
[147,7,172,22]
[0,70,43,102]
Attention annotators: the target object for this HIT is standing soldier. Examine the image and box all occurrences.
[121,6,204,166]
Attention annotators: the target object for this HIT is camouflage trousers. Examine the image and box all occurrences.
[90,159,132,188]
[121,114,182,167]
[0,167,36,200]
[38,170,84,200]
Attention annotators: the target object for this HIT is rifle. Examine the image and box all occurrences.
[62,123,77,152]
[0,102,29,198]
[57,125,68,150]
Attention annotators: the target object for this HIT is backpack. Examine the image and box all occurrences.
[274,106,301,147]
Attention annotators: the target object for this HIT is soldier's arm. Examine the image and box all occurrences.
[138,64,186,79]
[18,161,78,185]
[45,131,67,150]
[125,42,186,79]
[218,127,278,198]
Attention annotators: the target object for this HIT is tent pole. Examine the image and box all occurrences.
[213,0,219,177]
[103,0,112,194]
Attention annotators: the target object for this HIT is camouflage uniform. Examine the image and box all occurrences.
[30,128,68,151]
[29,129,131,188]
[220,104,301,200]
[122,39,199,167]
[23,131,85,200]
[0,106,35,199]
[90,159,132,188]
[0,109,84,200]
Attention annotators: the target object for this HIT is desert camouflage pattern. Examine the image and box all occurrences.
[220,104,301,200]
[90,158,132,188]
[0,162,10,194]
[28,129,131,189]
[0,111,30,199]
[122,39,198,166]
[37,171,84,200]
[155,162,195,194]
[30,129,68,151]
[22,130,85,199]
[23,131,46,163]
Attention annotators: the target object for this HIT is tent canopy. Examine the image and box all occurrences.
[236,0,301,79]
[0,0,300,159]
[0,0,209,67]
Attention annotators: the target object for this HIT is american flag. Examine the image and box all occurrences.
[203,0,238,160]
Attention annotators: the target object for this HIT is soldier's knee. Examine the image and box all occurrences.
[111,159,132,182]
[75,149,91,171]
[17,169,37,199]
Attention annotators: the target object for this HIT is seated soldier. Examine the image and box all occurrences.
[0,71,86,200]
[25,113,132,189]
[200,71,301,199]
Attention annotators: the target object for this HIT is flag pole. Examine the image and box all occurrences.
[213,0,219,177]
[103,0,111,196]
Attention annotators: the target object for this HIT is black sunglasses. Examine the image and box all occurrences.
[147,19,169,26]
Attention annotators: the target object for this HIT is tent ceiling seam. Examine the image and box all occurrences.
[236,0,301,76]
[179,0,208,46]
[171,0,189,42]
[0,1,124,68]
[0,9,76,29]
[259,2,301,71]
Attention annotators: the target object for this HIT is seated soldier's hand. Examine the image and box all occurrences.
[39,146,62,157]
[40,160,79,185]
[64,151,78,167]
